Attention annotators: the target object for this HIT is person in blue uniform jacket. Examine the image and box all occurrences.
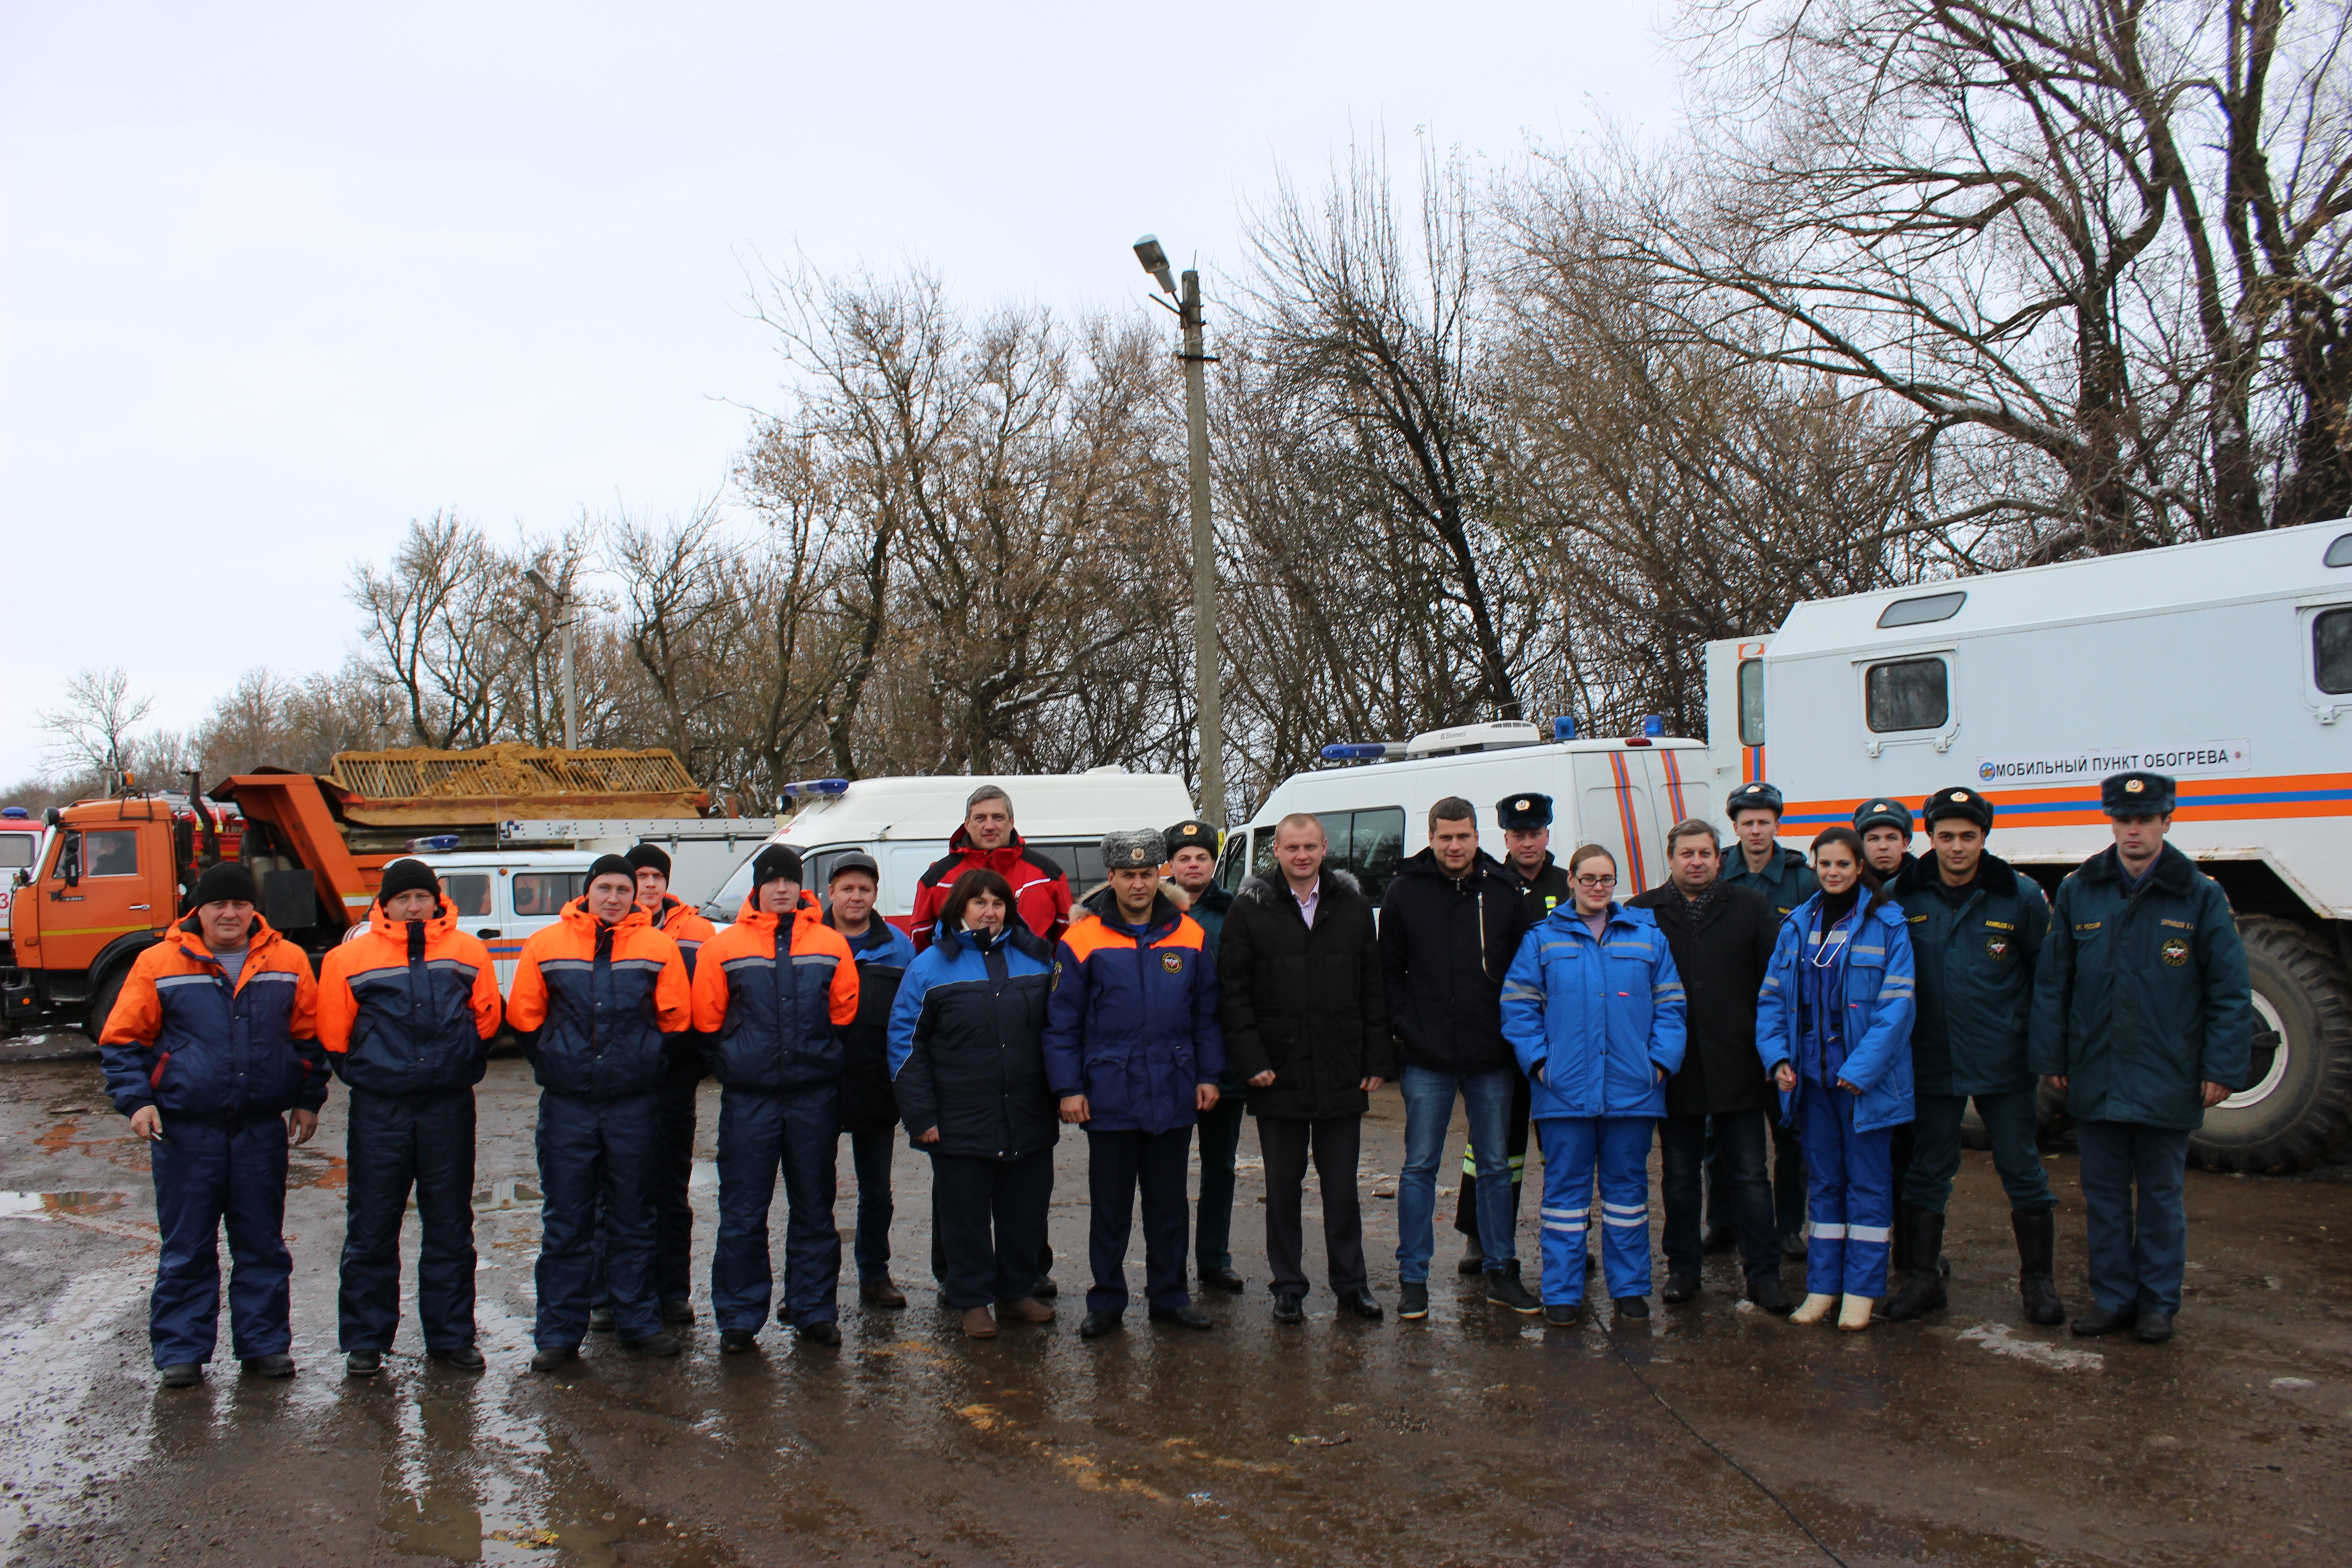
[1499,843,1686,1327]
[1755,825,1916,1332]
[2031,771,2249,1345]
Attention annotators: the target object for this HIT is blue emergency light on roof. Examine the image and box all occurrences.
[1551,715,1577,742]
[782,778,852,798]
[1321,743,1392,763]
[405,834,462,853]
[1643,714,1666,736]
[1,806,26,818]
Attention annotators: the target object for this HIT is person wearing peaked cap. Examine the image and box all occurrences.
[578,844,722,1331]
[823,852,918,1311]
[508,854,693,1369]
[2032,772,2249,1345]
[317,859,502,1376]
[98,854,328,1387]
[1161,819,1245,1294]
[1717,781,1817,1260]
[1853,799,1916,881]
[1452,793,1569,1278]
[1881,785,2062,1329]
[1046,829,1226,1338]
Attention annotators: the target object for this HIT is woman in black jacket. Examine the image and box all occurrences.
[1218,815,1396,1324]
[887,869,1058,1339]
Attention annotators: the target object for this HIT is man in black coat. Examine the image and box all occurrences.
[823,853,918,1309]
[1628,819,1789,1314]
[1220,813,1395,1325]
[1380,797,1542,1321]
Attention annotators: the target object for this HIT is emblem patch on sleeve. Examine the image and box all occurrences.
[2161,937,2190,967]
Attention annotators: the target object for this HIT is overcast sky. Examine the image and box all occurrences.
[0,1,1681,787]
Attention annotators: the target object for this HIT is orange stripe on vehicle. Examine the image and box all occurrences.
[1607,753,1648,892]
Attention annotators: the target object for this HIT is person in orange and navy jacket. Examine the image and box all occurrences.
[507,854,693,1372]
[316,857,502,1377]
[909,783,1073,955]
[581,843,720,1330]
[690,844,859,1354]
[1046,828,1225,1341]
[99,861,329,1389]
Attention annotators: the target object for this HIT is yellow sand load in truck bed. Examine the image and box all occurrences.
[327,744,709,827]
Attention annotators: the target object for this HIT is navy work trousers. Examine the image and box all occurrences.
[1661,1108,1776,1283]
[591,1064,700,1309]
[148,1113,293,1367]
[1191,1093,1246,1277]
[846,1125,895,1284]
[338,1086,477,1353]
[1084,1126,1193,1316]
[1903,1087,2053,1214]
[2075,1119,2190,1316]
[931,1147,1053,1309]
[534,1091,661,1348]
[711,1083,841,1333]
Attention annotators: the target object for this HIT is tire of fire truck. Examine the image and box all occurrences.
[2189,916,2352,1174]
[1960,1081,2073,1151]
[84,968,128,1047]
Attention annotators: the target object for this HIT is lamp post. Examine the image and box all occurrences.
[522,568,578,751]
[1134,233,1223,827]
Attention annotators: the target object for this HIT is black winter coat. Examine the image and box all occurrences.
[1379,848,1538,1076]
[1218,870,1395,1120]
[1627,880,1778,1117]
[829,916,917,1135]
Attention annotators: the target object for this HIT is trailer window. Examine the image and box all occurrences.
[439,874,492,918]
[86,831,139,877]
[1865,657,1950,732]
[2318,607,2352,694]
[2326,533,2352,568]
[1877,590,1966,628]
[1737,659,1765,746]
[510,872,583,916]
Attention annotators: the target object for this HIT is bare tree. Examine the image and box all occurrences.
[38,667,153,783]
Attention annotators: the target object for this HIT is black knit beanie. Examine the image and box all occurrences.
[751,845,804,888]
[586,853,638,891]
[377,858,441,908]
[624,843,672,880]
[192,862,259,908]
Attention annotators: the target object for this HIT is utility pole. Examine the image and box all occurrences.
[1134,235,1224,826]
[1179,267,1223,827]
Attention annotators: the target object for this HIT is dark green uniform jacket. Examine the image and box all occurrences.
[1893,852,2050,1096]
[1721,843,1818,920]
[2028,843,2251,1130]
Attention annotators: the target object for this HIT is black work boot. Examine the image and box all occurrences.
[1880,1207,1948,1322]
[2012,1207,2066,1325]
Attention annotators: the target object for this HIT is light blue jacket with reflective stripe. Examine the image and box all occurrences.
[1500,903,1687,1119]
[1755,892,1918,1133]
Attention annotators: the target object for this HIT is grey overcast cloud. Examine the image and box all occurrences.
[0,1,1676,786]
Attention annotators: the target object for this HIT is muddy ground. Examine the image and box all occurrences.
[0,1033,2346,1568]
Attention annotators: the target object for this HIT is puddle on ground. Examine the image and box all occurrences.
[380,1429,733,1567]
[0,1190,126,1219]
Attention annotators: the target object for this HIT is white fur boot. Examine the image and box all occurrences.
[1838,1294,1875,1332]
[1789,1292,1838,1325]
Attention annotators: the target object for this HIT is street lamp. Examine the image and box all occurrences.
[522,567,579,752]
[1133,233,1223,827]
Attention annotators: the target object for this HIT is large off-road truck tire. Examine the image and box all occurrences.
[2190,916,2352,1173]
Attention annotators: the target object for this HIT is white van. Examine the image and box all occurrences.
[698,769,1200,932]
[1222,721,1713,906]
[413,849,601,990]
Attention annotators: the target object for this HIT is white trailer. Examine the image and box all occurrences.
[1706,517,2352,1171]
[494,817,783,908]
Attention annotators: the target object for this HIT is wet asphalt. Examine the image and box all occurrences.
[0,1034,2347,1568]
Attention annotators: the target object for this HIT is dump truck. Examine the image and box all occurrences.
[0,745,734,1037]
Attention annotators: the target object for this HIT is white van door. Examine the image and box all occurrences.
[1573,751,1666,897]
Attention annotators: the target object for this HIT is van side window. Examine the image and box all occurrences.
[86,831,139,877]
[1251,829,1277,877]
[1215,832,1247,892]
[1737,659,1765,746]
[511,872,583,916]
[2318,607,2352,694]
[440,874,492,918]
[1866,657,1950,732]
[1303,808,1406,905]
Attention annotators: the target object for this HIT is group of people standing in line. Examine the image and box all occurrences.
[97,766,2249,1384]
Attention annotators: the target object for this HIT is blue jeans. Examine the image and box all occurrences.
[1798,1081,1893,1298]
[2075,1119,2190,1315]
[1395,1063,1516,1283]
[1535,1116,1656,1305]
[1661,1109,1775,1282]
